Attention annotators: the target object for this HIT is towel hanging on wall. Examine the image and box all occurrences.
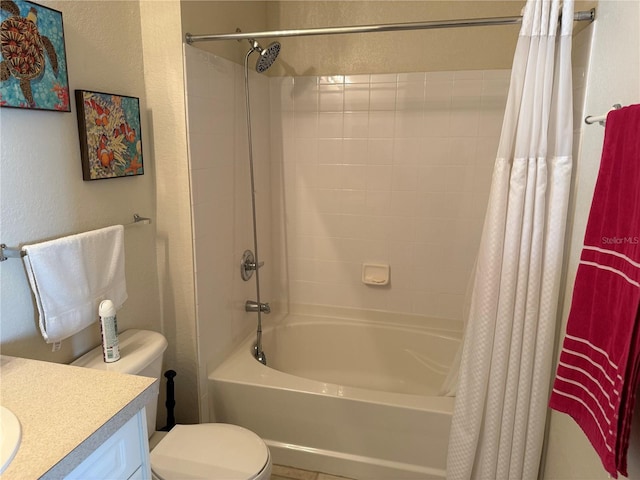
[549,104,640,478]
[22,225,128,344]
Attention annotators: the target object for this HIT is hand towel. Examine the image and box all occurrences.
[549,104,640,478]
[22,225,128,344]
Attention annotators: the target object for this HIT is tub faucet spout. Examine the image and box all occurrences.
[245,300,270,314]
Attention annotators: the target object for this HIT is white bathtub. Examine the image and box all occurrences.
[209,306,461,479]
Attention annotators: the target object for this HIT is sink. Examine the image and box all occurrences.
[0,406,21,473]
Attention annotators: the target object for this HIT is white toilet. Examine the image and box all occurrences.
[71,329,272,480]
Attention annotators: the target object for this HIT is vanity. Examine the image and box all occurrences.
[0,355,157,479]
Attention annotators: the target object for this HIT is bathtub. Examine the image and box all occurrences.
[209,306,461,479]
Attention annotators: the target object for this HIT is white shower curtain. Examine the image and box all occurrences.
[446,0,574,479]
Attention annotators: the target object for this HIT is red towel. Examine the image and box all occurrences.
[549,104,640,478]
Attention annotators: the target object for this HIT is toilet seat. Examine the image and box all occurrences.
[150,423,270,480]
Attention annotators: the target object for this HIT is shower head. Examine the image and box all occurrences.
[247,38,281,73]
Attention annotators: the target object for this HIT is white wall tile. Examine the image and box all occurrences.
[275,68,509,320]
[343,112,369,138]
[318,112,344,138]
[398,72,426,83]
[368,111,396,138]
[186,50,276,401]
[393,138,423,165]
[370,73,397,83]
[294,112,318,138]
[319,84,344,112]
[294,137,318,164]
[366,165,393,191]
[344,84,371,111]
[370,83,397,110]
[342,138,368,165]
[365,190,392,215]
[342,165,367,190]
[396,81,426,110]
[423,108,451,137]
[395,111,424,137]
[392,165,419,191]
[367,139,393,165]
[293,76,319,111]
[317,164,343,188]
[345,74,370,84]
[317,138,343,163]
[319,75,345,85]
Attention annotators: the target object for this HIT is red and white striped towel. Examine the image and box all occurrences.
[549,104,640,478]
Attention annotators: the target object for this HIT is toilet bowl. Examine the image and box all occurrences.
[150,424,270,480]
[71,329,271,480]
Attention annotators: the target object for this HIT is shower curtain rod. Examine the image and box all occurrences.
[185,9,594,44]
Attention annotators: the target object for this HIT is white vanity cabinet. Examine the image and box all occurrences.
[0,356,157,480]
[65,409,151,480]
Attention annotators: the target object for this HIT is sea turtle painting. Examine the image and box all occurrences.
[0,0,69,110]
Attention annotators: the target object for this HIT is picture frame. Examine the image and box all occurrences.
[75,90,144,181]
[0,0,70,111]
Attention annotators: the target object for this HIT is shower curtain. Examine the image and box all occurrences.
[446,0,574,478]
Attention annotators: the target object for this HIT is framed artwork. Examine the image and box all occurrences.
[0,0,70,111]
[75,90,144,181]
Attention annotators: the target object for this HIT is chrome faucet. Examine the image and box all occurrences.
[245,300,270,314]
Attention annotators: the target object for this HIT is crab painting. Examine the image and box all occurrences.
[0,0,68,110]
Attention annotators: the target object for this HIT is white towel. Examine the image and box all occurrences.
[22,225,128,344]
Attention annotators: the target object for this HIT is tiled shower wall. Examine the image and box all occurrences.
[184,46,274,420]
[185,44,512,415]
[271,71,510,320]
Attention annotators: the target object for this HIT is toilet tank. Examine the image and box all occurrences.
[71,329,168,438]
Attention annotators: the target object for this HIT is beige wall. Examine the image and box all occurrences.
[543,0,640,478]
[0,1,160,363]
[266,1,524,76]
[181,1,524,75]
[0,0,199,428]
[181,1,268,65]
[182,1,595,77]
[140,0,199,425]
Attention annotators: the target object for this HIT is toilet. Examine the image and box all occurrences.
[71,329,271,480]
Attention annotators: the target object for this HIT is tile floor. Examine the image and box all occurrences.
[271,464,354,480]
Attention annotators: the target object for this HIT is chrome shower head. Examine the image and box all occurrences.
[247,38,281,73]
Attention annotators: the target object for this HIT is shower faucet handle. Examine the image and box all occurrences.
[240,249,264,281]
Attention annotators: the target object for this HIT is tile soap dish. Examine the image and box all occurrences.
[362,263,390,286]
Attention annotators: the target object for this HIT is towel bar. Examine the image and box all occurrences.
[0,214,152,262]
[585,103,622,126]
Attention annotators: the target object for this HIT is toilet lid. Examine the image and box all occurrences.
[150,424,269,480]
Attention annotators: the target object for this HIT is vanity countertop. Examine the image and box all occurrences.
[0,355,157,479]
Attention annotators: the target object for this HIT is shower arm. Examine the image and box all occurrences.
[186,9,594,44]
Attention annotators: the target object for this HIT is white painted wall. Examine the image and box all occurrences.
[543,1,640,478]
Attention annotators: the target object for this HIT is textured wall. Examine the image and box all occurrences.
[140,0,199,425]
[181,0,596,77]
[181,1,524,76]
[181,1,269,65]
[0,1,160,364]
[543,0,640,478]
[266,1,524,76]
